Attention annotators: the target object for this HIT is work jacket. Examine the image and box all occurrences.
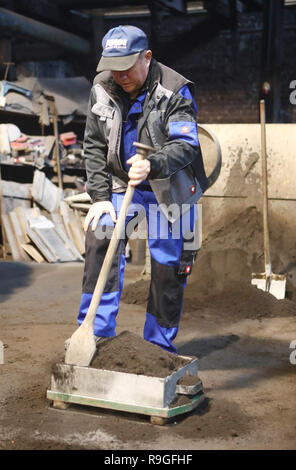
[83,58,208,222]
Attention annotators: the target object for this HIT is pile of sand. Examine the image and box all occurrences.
[121,277,296,319]
[91,331,191,377]
[121,206,296,318]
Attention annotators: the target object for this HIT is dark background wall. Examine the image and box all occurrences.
[102,8,296,124]
[1,1,296,124]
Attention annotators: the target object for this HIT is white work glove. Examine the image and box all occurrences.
[126,154,151,187]
[84,201,117,232]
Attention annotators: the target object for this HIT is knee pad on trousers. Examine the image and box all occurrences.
[82,228,125,293]
[147,256,186,328]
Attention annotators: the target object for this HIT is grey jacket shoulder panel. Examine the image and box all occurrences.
[83,60,208,214]
[157,62,194,95]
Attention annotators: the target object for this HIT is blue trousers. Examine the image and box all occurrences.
[77,189,196,353]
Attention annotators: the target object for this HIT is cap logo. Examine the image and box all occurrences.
[105,38,127,49]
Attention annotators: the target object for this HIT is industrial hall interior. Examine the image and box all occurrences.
[0,0,296,452]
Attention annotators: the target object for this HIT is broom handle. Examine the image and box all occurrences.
[260,100,271,277]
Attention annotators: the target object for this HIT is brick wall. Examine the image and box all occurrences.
[160,11,296,124]
[104,8,296,123]
[15,8,296,124]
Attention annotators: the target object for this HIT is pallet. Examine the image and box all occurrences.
[47,389,205,425]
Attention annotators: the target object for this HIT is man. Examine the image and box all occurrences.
[71,25,208,354]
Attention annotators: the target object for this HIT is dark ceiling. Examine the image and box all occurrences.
[0,1,268,51]
[0,0,294,123]
[0,1,276,70]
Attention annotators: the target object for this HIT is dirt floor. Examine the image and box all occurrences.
[0,246,295,449]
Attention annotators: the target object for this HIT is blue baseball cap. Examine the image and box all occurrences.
[97,25,148,72]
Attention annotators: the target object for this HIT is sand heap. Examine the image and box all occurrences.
[91,331,191,377]
[121,206,296,318]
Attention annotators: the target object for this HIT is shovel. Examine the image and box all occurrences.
[251,100,286,300]
[65,142,154,366]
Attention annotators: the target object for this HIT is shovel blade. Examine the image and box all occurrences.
[251,275,286,300]
[65,324,97,367]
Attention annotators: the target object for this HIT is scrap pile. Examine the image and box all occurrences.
[0,77,93,263]
[0,76,91,172]
[0,123,85,172]
[59,132,84,170]
[0,169,87,263]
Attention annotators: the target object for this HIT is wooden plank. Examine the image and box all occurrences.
[32,170,63,213]
[50,211,64,227]
[20,206,40,219]
[8,211,29,261]
[21,243,45,263]
[1,214,22,261]
[1,218,10,260]
[60,201,85,254]
[59,200,75,244]
[54,224,84,261]
[0,180,31,215]
[13,207,30,243]
[64,192,91,203]
[50,212,83,261]
[9,210,28,245]
[0,180,31,200]
[68,203,91,211]
[43,135,56,159]
[69,220,85,255]
[74,209,85,249]
[28,213,79,262]
[33,226,78,262]
[13,206,39,244]
[31,170,43,202]
[26,226,57,263]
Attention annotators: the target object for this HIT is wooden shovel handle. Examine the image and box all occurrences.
[83,142,154,328]
[260,100,271,274]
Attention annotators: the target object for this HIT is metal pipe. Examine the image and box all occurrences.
[0,8,90,55]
